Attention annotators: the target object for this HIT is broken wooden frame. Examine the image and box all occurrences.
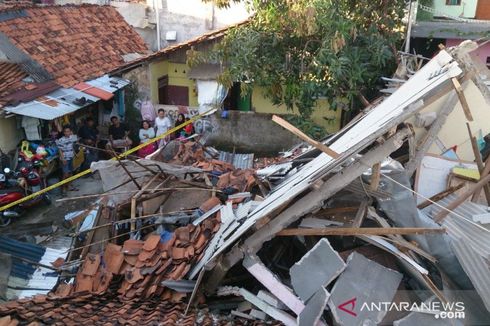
[203,49,464,292]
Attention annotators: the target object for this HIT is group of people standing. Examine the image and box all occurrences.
[54,109,195,193]
[137,109,195,158]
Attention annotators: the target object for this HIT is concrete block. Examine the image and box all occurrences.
[257,290,287,309]
[298,287,329,326]
[328,252,403,326]
[290,238,346,302]
[239,288,296,326]
[250,309,267,320]
[243,254,305,315]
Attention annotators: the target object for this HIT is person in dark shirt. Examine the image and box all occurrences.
[174,113,186,139]
[106,116,132,152]
[78,117,99,146]
[78,117,99,168]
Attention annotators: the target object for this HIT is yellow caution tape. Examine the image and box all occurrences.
[0,109,214,212]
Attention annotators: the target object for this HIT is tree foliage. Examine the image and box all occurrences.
[193,0,406,117]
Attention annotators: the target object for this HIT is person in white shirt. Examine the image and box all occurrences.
[154,109,172,147]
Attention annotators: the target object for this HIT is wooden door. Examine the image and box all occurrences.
[165,85,189,106]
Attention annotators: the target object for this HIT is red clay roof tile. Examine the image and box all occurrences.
[0,5,148,88]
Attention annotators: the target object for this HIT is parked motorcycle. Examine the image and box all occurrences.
[0,162,51,227]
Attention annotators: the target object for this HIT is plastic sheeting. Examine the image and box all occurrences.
[196,80,227,115]
[366,159,472,289]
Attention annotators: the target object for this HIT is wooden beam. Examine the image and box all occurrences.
[370,163,381,191]
[472,154,490,203]
[352,200,369,228]
[451,77,473,121]
[272,115,340,159]
[434,173,490,223]
[417,183,465,209]
[205,130,413,294]
[467,123,490,203]
[276,227,446,237]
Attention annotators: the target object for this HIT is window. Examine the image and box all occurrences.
[446,0,461,5]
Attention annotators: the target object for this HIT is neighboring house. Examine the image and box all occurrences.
[412,0,490,65]
[113,24,342,137]
[54,0,250,52]
[0,4,149,152]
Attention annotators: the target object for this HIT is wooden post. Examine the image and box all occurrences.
[352,200,369,228]
[370,163,381,191]
[272,115,340,159]
[473,155,490,203]
[466,123,490,203]
[451,78,473,121]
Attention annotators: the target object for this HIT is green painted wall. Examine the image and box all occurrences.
[433,0,477,18]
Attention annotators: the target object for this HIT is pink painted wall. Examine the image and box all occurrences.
[446,39,490,66]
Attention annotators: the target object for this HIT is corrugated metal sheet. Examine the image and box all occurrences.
[218,151,254,169]
[423,195,490,312]
[0,236,45,279]
[5,75,130,120]
[0,236,69,299]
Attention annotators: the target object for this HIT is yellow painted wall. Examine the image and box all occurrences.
[149,61,341,133]
[0,116,23,153]
[150,61,198,106]
[251,87,342,133]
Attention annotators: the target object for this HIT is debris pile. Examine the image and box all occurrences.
[1,42,490,325]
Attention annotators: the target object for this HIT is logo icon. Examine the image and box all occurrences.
[338,297,357,317]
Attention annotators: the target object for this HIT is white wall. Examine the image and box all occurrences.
[408,80,490,161]
[154,0,250,50]
[433,0,478,19]
[53,0,250,52]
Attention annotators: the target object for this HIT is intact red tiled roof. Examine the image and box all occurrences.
[0,5,149,88]
[113,20,249,73]
[0,61,26,104]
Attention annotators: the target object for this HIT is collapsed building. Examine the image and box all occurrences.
[1,42,490,325]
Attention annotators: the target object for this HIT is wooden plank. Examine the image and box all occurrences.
[272,115,340,159]
[352,201,369,228]
[276,227,446,237]
[434,173,490,222]
[417,183,465,209]
[451,77,473,121]
[370,163,381,191]
[130,197,137,232]
[80,206,102,259]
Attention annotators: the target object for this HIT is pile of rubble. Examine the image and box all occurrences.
[1,42,490,325]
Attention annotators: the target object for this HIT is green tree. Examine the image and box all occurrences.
[194,0,406,118]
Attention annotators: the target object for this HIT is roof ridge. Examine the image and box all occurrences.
[0,3,112,14]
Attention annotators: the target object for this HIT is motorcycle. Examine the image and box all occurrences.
[0,162,51,227]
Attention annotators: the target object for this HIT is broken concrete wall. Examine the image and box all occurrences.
[205,111,300,155]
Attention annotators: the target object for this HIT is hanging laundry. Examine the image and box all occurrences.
[21,116,41,141]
